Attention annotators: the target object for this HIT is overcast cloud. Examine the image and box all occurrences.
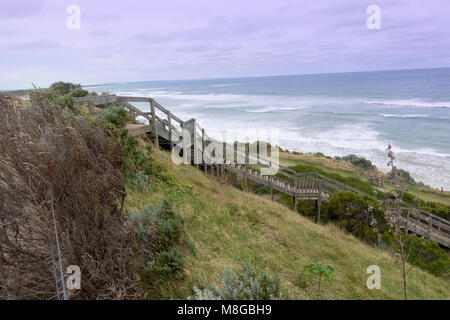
[1,0,449,89]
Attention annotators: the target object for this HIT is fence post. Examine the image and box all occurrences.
[293,176,298,212]
[222,142,226,176]
[202,129,207,174]
[183,118,198,166]
[245,149,249,192]
[150,99,159,149]
[270,176,274,201]
[315,177,322,223]
[167,111,172,152]
[428,216,432,240]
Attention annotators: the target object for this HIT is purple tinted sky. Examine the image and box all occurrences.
[1,0,450,89]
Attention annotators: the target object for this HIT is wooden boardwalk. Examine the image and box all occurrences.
[74,95,450,248]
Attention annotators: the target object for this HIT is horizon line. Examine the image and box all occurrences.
[81,66,450,89]
[3,66,450,92]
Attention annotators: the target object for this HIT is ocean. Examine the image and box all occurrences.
[86,68,450,190]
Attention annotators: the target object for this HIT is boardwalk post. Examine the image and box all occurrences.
[245,150,249,192]
[405,210,410,233]
[195,125,199,170]
[315,177,322,223]
[87,101,95,115]
[222,142,226,176]
[202,129,207,174]
[428,216,432,240]
[167,112,173,152]
[270,176,274,201]
[293,176,298,212]
[183,118,197,165]
[150,99,159,149]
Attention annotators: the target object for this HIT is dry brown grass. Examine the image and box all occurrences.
[0,94,139,299]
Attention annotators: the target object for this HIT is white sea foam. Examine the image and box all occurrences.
[245,106,306,113]
[364,99,450,108]
[379,113,429,118]
[209,83,241,87]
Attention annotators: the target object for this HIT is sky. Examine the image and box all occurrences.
[1,0,450,90]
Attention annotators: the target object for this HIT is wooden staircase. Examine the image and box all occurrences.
[73,95,450,248]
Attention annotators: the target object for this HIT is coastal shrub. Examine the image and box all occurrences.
[314,152,325,157]
[0,93,138,299]
[382,232,450,279]
[342,154,376,170]
[29,81,89,109]
[132,200,185,285]
[394,169,417,185]
[117,129,156,189]
[49,81,82,96]
[99,105,127,127]
[323,191,386,244]
[192,263,282,300]
[153,247,184,283]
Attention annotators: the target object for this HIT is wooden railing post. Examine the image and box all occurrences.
[195,125,199,170]
[222,142,226,176]
[183,118,197,165]
[167,111,172,152]
[150,99,159,149]
[293,175,298,212]
[405,210,410,233]
[202,129,206,174]
[315,177,322,223]
[245,150,249,192]
[428,216,432,240]
[270,176,274,201]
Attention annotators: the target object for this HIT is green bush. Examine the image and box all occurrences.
[132,200,185,285]
[382,232,450,278]
[133,200,184,251]
[395,169,417,185]
[314,152,325,157]
[323,191,386,244]
[118,129,154,189]
[342,154,376,170]
[29,81,89,109]
[192,263,282,300]
[153,247,184,283]
[49,81,82,96]
[99,106,127,127]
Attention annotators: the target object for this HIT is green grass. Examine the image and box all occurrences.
[125,145,449,300]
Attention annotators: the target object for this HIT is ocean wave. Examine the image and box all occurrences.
[209,83,241,87]
[379,113,429,118]
[363,99,450,108]
[245,106,306,113]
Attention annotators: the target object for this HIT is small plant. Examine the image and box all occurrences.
[153,247,184,284]
[304,263,334,297]
[192,263,282,300]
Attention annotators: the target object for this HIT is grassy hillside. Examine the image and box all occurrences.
[125,144,449,300]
